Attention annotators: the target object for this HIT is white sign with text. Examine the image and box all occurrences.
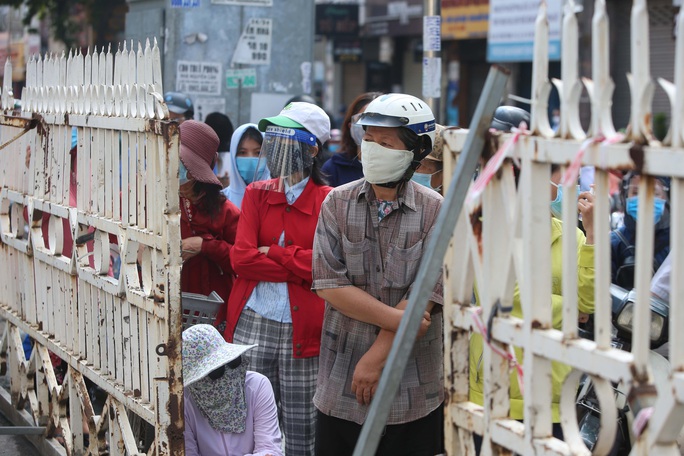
[232,18,272,66]
[176,61,223,95]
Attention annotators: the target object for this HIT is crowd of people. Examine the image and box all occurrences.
[173,92,674,455]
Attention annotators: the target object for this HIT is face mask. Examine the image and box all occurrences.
[328,143,340,153]
[351,123,365,146]
[361,141,414,184]
[550,181,580,219]
[625,196,666,224]
[179,161,190,185]
[236,157,262,185]
[411,171,441,192]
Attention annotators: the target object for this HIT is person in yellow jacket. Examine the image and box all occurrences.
[469,163,596,440]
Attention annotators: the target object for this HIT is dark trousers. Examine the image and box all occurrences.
[315,404,444,456]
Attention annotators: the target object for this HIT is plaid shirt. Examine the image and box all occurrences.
[312,179,444,425]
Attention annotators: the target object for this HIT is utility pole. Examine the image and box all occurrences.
[422,0,441,123]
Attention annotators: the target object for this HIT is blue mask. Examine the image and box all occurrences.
[236,157,262,185]
[411,172,440,192]
[625,196,666,224]
[179,161,190,185]
[328,143,340,153]
[550,183,580,219]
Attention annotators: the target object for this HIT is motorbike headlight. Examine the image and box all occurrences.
[616,302,665,343]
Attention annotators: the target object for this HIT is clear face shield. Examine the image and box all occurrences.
[256,126,317,192]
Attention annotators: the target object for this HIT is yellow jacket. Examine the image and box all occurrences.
[469,217,595,422]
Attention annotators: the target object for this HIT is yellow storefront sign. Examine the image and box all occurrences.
[442,1,489,40]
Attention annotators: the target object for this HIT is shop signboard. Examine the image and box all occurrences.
[442,0,489,40]
[333,39,362,63]
[487,0,561,62]
[316,4,359,37]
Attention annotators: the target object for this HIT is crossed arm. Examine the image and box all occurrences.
[316,287,435,405]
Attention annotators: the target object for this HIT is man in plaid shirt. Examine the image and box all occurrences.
[312,94,444,455]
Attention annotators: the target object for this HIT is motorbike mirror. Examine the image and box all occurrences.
[612,286,669,349]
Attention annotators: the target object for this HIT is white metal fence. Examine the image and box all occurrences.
[0,39,183,455]
[442,1,684,455]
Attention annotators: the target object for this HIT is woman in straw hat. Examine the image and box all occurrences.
[183,324,282,455]
[179,121,241,327]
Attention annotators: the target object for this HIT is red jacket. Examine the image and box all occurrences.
[181,197,240,325]
[224,178,331,358]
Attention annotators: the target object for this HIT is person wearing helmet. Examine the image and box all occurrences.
[164,91,194,123]
[312,93,444,455]
[468,106,596,449]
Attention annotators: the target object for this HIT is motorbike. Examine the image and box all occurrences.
[575,284,670,454]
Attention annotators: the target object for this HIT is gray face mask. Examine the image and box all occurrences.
[350,123,365,146]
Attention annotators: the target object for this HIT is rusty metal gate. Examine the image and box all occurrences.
[0,39,183,455]
[438,1,684,455]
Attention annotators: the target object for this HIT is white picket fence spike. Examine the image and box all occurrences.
[629,0,655,142]
[672,6,684,148]
[557,0,586,140]
[530,2,555,138]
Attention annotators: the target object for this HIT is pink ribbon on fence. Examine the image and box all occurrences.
[632,406,654,438]
[467,124,529,206]
[471,307,525,397]
[561,133,626,188]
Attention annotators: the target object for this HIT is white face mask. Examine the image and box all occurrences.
[361,140,414,184]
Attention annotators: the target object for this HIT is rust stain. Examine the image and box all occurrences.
[531,320,543,329]
[491,64,512,77]
[469,205,483,258]
[166,374,185,450]
[629,363,653,386]
[481,130,496,163]
[165,337,179,357]
[451,329,461,343]
[133,388,141,398]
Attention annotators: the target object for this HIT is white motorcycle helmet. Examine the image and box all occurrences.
[355,93,436,186]
[356,93,436,155]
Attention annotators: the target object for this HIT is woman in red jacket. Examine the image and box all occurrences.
[179,120,240,328]
[225,102,332,456]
